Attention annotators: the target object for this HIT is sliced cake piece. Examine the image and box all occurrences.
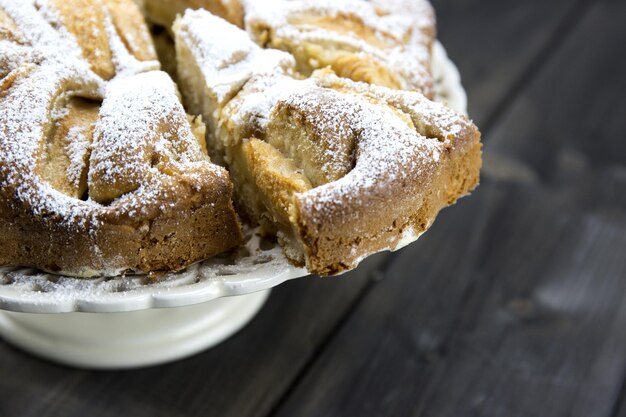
[243,0,435,97]
[174,9,295,163]
[175,10,481,275]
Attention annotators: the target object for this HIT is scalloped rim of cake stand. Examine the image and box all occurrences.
[0,41,468,369]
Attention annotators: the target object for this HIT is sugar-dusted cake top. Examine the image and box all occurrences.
[0,0,241,276]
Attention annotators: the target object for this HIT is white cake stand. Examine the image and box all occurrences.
[0,42,467,369]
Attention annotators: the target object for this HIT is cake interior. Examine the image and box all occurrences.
[168,9,481,274]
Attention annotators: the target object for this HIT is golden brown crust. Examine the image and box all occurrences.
[242,139,312,223]
[243,0,435,97]
[175,10,481,276]
[234,71,481,275]
[288,72,480,274]
[49,0,117,79]
[0,165,242,276]
[0,1,243,277]
[39,97,99,199]
[102,0,157,62]
[294,140,481,275]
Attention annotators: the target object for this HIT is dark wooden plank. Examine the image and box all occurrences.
[486,0,626,176]
[269,167,626,417]
[615,377,626,417]
[268,175,496,417]
[431,0,591,127]
[0,254,387,417]
[266,1,626,415]
[414,179,626,417]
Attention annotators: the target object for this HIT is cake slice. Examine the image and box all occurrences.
[175,10,481,275]
[174,10,294,164]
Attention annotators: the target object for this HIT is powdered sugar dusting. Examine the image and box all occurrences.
[291,71,476,226]
[224,73,305,137]
[100,5,159,78]
[291,77,445,224]
[0,0,147,229]
[180,10,473,223]
[316,72,474,144]
[3,0,84,65]
[0,58,104,228]
[176,9,294,105]
[89,71,220,203]
[0,0,225,276]
[243,0,434,96]
[222,66,470,198]
[65,125,91,188]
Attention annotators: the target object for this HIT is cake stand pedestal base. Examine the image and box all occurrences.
[0,289,269,369]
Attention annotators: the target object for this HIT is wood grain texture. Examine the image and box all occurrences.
[270,180,493,417]
[268,0,626,415]
[270,170,626,417]
[431,0,591,127]
[486,0,626,177]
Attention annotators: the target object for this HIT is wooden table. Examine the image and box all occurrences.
[2,0,625,415]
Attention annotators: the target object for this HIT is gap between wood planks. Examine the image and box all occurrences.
[263,255,396,417]
[610,341,626,417]
[610,372,626,416]
[260,1,597,416]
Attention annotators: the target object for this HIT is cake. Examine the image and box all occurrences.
[175,10,481,275]
[0,0,242,277]
[1,0,482,278]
